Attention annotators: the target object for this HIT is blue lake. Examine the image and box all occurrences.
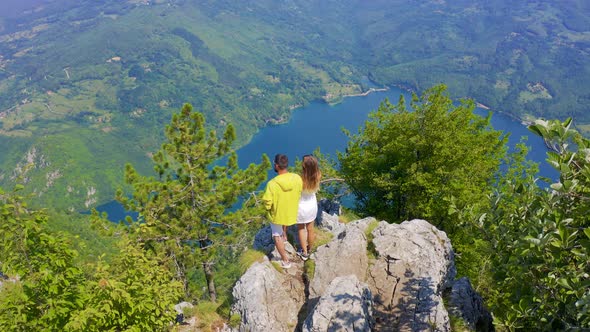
[235,86,556,178]
[97,86,557,221]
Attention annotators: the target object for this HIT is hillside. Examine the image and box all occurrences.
[0,0,588,210]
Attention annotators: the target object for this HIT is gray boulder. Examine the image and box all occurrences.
[347,217,377,234]
[308,220,370,300]
[174,301,194,315]
[302,275,373,332]
[237,218,487,332]
[447,277,494,332]
[316,211,346,236]
[368,219,456,332]
[231,258,305,332]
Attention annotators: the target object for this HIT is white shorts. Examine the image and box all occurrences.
[270,223,285,237]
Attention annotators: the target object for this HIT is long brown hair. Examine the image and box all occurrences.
[301,155,321,192]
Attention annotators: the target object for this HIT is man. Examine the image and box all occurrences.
[262,154,302,269]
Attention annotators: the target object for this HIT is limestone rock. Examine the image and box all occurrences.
[368,219,456,332]
[231,257,305,332]
[173,301,194,325]
[309,220,369,300]
[238,218,487,332]
[316,211,346,236]
[270,240,297,263]
[448,277,494,332]
[347,217,377,234]
[174,301,194,315]
[302,275,373,332]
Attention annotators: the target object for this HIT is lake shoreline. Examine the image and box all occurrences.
[93,83,557,221]
[342,87,389,99]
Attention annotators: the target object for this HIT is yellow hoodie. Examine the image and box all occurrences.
[262,172,303,226]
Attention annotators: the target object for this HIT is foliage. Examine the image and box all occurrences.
[66,241,183,332]
[0,185,85,331]
[191,301,227,332]
[0,186,183,331]
[116,103,270,301]
[304,259,316,281]
[311,228,334,251]
[237,249,266,274]
[450,143,538,299]
[339,84,507,228]
[364,219,380,261]
[44,210,119,264]
[338,208,361,224]
[2,0,589,210]
[479,118,590,330]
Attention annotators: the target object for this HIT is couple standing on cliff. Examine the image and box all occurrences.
[262,153,321,269]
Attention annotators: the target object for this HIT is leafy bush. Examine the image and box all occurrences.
[0,186,183,331]
[481,118,590,330]
[339,84,507,229]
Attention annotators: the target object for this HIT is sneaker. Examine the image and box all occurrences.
[280,260,292,269]
[296,250,309,261]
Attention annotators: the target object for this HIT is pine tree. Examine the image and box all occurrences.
[118,103,270,301]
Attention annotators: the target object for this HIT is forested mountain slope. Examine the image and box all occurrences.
[0,0,588,210]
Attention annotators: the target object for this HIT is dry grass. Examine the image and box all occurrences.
[238,249,265,273]
[338,209,361,224]
[312,228,334,251]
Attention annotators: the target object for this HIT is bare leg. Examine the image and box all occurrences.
[297,224,307,255]
[273,235,289,263]
[282,225,288,242]
[306,221,315,253]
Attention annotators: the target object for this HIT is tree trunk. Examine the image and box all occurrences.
[171,252,189,298]
[203,262,217,302]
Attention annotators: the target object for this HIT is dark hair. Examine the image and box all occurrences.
[274,154,289,170]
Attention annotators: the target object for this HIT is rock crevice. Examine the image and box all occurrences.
[231,212,492,332]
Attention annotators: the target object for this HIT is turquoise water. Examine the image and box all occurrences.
[235,86,555,179]
[97,86,557,221]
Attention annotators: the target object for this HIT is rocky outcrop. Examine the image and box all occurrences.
[173,301,197,328]
[368,219,456,331]
[447,277,494,332]
[315,211,346,236]
[234,217,488,332]
[231,258,305,332]
[302,275,373,332]
[308,217,372,299]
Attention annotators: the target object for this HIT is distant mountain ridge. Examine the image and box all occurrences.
[0,0,588,210]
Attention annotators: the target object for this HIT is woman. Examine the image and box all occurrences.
[296,154,321,261]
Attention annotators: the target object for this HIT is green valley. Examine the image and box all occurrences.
[1,2,589,330]
[0,0,588,210]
